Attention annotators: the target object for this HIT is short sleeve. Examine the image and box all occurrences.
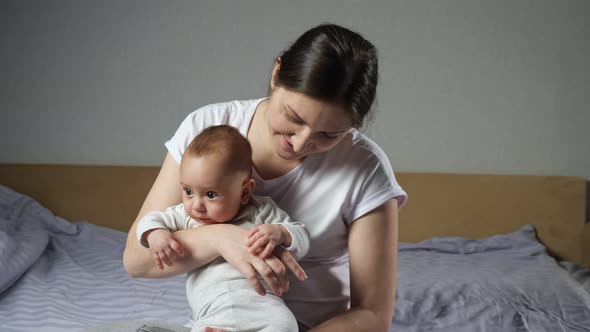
[163,99,261,163]
[164,107,216,164]
[344,141,407,224]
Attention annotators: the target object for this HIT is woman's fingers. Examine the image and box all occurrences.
[259,242,277,259]
[250,258,283,296]
[274,247,307,281]
[238,262,267,296]
[264,255,289,293]
[216,227,289,296]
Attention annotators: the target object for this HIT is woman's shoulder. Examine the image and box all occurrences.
[165,98,265,163]
[330,130,408,211]
[185,98,264,123]
[325,129,391,167]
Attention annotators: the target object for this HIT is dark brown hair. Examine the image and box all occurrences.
[275,23,379,128]
[185,125,252,176]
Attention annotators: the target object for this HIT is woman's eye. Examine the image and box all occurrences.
[287,114,304,125]
[322,133,339,140]
[184,188,192,196]
[206,191,218,199]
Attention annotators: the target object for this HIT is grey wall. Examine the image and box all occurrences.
[1,0,589,179]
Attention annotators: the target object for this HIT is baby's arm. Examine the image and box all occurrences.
[136,204,188,269]
[246,197,310,261]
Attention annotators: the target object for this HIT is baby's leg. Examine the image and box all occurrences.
[194,288,297,332]
[229,289,298,332]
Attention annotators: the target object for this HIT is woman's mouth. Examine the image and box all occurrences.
[281,135,294,152]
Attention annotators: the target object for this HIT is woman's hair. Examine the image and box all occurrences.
[275,23,379,128]
[185,125,252,177]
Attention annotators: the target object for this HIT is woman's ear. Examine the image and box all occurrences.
[270,57,281,91]
[241,178,256,205]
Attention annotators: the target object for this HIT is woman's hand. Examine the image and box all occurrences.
[216,226,307,296]
[124,153,307,289]
[124,153,186,278]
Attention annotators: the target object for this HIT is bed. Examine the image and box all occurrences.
[1,163,589,331]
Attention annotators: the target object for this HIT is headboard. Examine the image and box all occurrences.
[0,163,588,266]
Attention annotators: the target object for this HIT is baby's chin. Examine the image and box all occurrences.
[192,216,230,225]
[200,219,217,225]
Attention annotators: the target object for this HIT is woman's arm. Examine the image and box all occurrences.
[310,198,398,332]
[123,153,220,278]
[123,153,307,295]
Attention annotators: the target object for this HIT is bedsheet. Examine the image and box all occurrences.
[0,185,189,332]
[393,225,590,331]
[1,184,589,332]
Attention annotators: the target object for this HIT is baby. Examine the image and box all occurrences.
[136,125,309,332]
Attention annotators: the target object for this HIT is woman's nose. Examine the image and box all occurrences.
[292,128,313,153]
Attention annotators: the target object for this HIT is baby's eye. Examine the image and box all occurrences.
[184,188,193,196]
[206,191,218,199]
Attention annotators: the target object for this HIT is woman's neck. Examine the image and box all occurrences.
[247,99,301,181]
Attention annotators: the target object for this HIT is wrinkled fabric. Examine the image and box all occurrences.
[1,185,589,332]
[0,185,189,332]
[394,225,590,331]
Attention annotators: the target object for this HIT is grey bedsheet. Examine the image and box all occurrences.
[1,185,589,331]
[393,225,590,331]
[560,261,590,294]
[0,185,190,332]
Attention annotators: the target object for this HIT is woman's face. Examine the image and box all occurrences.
[265,87,353,161]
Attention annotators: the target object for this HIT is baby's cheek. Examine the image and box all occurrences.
[212,206,236,223]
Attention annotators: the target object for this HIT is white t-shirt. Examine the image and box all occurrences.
[165,98,408,329]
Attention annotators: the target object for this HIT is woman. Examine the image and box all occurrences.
[123,23,407,332]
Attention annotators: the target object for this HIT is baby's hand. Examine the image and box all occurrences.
[246,224,290,259]
[146,229,185,270]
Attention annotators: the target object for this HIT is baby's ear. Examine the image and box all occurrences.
[241,178,256,205]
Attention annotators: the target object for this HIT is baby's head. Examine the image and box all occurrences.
[180,125,255,224]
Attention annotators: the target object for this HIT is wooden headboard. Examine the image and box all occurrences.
[0,163,588,266]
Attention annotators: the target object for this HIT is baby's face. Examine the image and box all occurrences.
[179,154,250,224]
